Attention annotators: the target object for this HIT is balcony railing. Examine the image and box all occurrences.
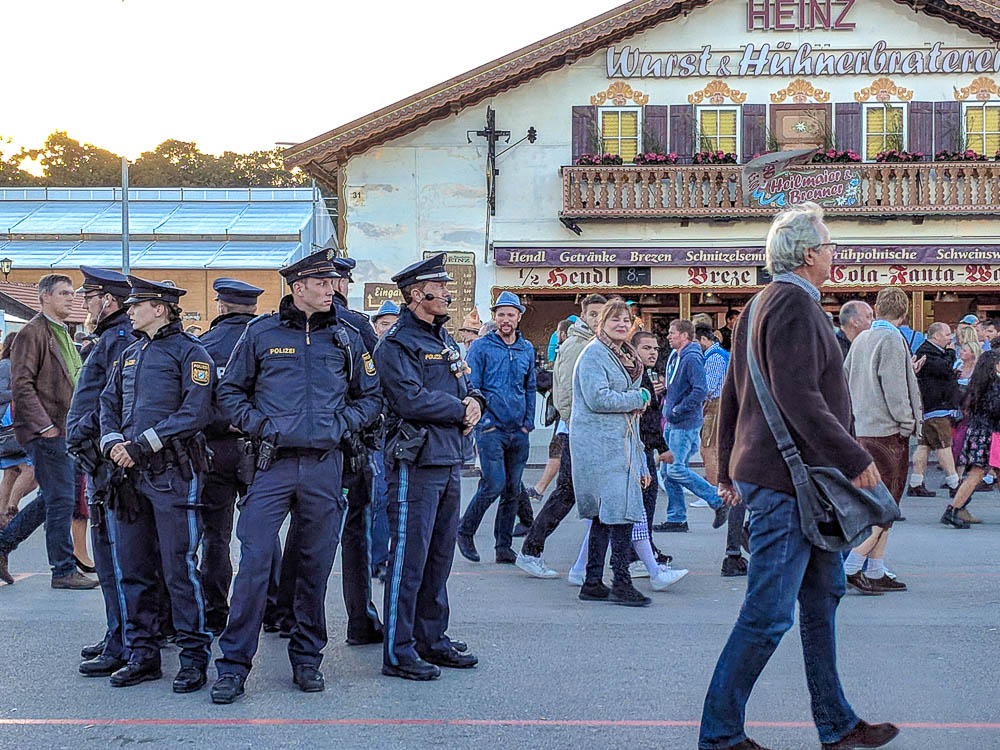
[560,162,1000,220]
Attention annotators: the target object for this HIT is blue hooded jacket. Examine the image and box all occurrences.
[662,341,707,430]
[467,330,537,432]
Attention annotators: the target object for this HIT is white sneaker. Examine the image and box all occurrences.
[515,552,558,579]
[629,561,650,578]
[689,498,710,508]
[650,567,689,591]
[567,568,584,586]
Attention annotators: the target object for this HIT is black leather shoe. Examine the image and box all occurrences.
[292,665,325,692]
[211,673,246,704]
[846,572,883,596]
[712,505,729,529]
[867,575,907,592]
[653,521,688,532]
[172,666,207,693]
[418,647,478,669]
[109,661,162,687]
[382,658,441,681]
[80,640,105,660]
[821,719,900,749]
[346,629,384,646]
[79,654,127,677]
[721,554,748,577]
[578,581,610,601]
[495,547,517,564]
[447,638,468,653]
[456,532,479,562]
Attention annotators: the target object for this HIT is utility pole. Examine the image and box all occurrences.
[121,157,130,275]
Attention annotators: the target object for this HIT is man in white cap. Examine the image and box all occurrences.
[456,291,536,564]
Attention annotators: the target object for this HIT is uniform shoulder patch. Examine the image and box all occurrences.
[191,361,211,386]
[362,351,376,376]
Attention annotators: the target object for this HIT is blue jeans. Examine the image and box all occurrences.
[665,427,722,514]
[699,481,859,749]
[459,427,530,550]
[0,436,75,578]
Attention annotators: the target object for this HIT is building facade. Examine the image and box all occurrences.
[287,0,1000,347]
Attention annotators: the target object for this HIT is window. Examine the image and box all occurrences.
[600,108,640,161]
[964,103,1000,156]
[863,103,906,160]
[697,106,740,157]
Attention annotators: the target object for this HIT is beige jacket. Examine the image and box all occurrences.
[843,324,922,438]
[552,319,594,426]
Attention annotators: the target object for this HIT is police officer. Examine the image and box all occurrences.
[66,267,135,677]
[99,277,214,692]
[211,250,381,703]
[197,278,265,636]
[269,254,384,645]
[375,253,485,680]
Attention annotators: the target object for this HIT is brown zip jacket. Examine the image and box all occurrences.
[11,314,75,445]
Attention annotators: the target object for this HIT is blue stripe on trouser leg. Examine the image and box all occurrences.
[105,508,130,658]
[184,473,209,640]
[385,464,409,666]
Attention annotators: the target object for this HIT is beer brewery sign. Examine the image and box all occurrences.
[743,149,860,209]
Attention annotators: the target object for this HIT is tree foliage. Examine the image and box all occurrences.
[0,131,310,187]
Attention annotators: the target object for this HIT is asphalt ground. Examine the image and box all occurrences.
[0,463,998,750]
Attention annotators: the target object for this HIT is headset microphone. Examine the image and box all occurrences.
[424,292,436,301]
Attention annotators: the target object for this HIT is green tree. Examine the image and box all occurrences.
[26,131,121,186]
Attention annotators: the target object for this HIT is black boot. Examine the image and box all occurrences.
[292,665,325,692]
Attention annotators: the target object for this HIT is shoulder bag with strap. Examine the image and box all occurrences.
[0,403,25,460]
[744,295,900,551]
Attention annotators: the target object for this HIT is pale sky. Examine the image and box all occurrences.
[1,0,614,159]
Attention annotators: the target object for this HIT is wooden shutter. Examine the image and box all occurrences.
[834,102,861,155]
[742,104,766,162]
[934,101,961,155]
[908,101,933,160]
[669,104,694,164]
[571,106,597,162]
[643,105,669,154]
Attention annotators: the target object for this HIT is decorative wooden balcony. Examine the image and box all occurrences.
[560,162,1000,220]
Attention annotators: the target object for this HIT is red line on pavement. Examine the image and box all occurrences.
[0,718,997,729]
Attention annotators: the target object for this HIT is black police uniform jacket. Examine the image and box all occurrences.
[216,295,382,451]
[99,321,214,456]
[66,308,134,451]
[334,291,378,353]
[199,312,255,438]
[375,307,486,467]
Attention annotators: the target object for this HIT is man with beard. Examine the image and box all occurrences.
[456,291,536,564]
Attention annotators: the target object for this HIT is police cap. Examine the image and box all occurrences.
[332,256,356,282]
[125,276,186,306]
[279,249,339,285]
[77,266,132,299]
[391,253,453,289]
[213,277,264,306]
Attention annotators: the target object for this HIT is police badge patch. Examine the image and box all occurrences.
[191,361,211,386]
[362,352,376,376]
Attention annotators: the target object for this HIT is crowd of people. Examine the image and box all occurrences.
[0,199,996,749]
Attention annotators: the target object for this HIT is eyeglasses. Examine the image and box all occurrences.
[812,242,838,254]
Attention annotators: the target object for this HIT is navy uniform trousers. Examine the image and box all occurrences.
[383,461,461,667]
[217,450,346,678]
[85,473,128,662]
[272,461,382,641]
[115,467,211,669]
[198,437,241,633]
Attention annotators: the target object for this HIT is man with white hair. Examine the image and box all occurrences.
[835,300,873,359]
[699,203,898,750]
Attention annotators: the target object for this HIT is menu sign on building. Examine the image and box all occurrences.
[424,251,476,337]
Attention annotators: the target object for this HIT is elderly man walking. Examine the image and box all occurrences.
[699,203,898,750]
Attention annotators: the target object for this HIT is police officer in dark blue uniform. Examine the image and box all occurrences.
[376,253,486,680]
[211,250,381,703]
[197,278,265,635]
[272,253,384,643]
[99,276,215,692]
[66,267,135,677]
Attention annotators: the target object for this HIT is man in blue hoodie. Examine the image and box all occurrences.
[659,319,728,531]
[457,291,536,563]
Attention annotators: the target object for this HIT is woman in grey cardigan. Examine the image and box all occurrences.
[570,300,652,606]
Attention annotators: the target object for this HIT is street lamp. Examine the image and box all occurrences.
[0,258,12,282]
